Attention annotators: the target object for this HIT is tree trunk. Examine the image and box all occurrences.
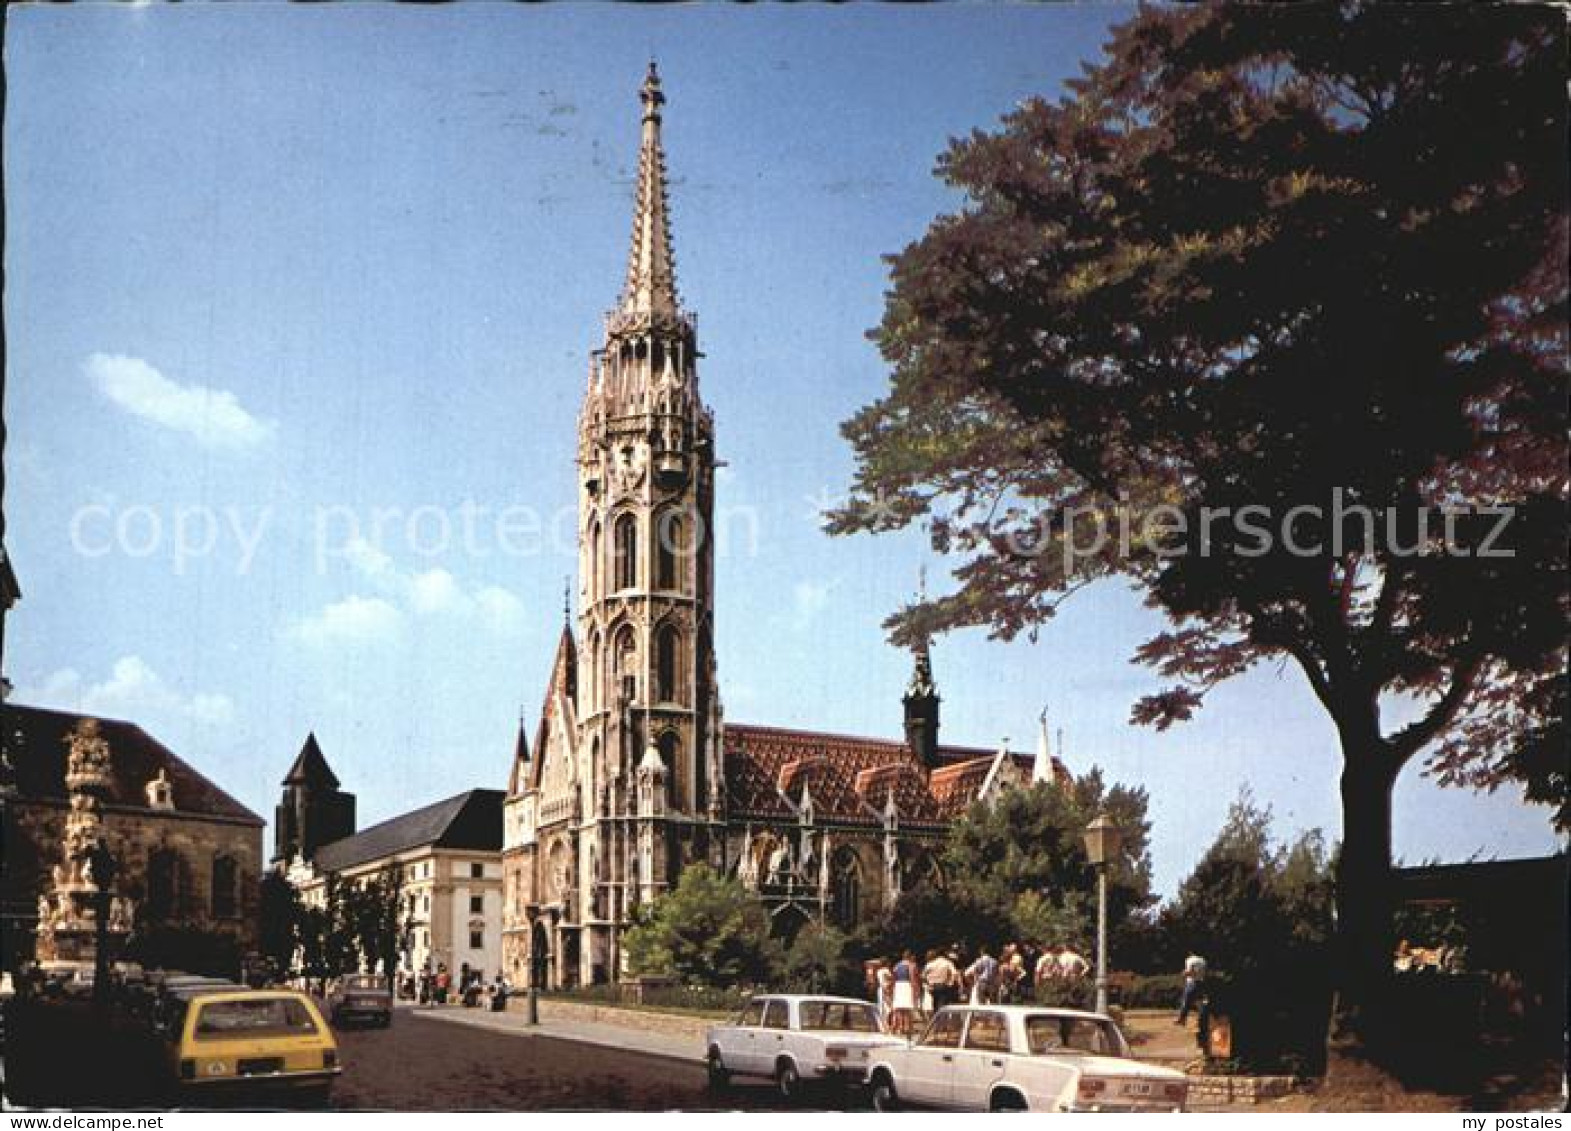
[1332,740,1402,1042]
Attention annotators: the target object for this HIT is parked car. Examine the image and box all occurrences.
[705,994,902,1101]
[328,974,394,1028]
[157,988,340,1105]
[864,1004,1189,1112]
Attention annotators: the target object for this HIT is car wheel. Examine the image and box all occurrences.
[869,1072,900,1112]
[990,1089,1028,1112]
[705,1048,730,1092]
[775,1060,801,1103]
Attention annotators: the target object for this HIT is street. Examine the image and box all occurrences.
[330,1009,817,1111]
[0,999,816,1112]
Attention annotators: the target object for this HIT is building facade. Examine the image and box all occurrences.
[1,704,264,971]
[274,735,505,980]
[500,65,1070,991]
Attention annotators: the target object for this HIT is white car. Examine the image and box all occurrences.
[864,1004,1189,1112]
[705,994,902,1101]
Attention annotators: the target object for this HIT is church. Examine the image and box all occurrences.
[501,65,1067,990]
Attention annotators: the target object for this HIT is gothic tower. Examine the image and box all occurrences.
[573,62,723,977]
[273,732,356,866]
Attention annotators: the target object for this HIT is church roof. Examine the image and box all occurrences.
[527,624,578,793]
[313,788,504,873]
[724,723,1060,830]
[1,703,262,825]
[282,731,339,788]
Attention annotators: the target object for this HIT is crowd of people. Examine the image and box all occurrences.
[862,941,1094,1035]
[403,962,511,1012]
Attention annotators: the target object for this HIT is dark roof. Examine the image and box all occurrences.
[313,789,504,873]
[1,703,262,825]
[724,723,1061,829]
[283,732,339,788]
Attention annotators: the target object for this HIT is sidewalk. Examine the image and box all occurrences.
[406,999,704,1065]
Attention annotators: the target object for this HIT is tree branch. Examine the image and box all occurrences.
[1387,655,1485,764]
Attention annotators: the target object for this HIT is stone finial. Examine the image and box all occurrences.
[65,718,112,794]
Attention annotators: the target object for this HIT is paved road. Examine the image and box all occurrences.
[332,1009,829,1111]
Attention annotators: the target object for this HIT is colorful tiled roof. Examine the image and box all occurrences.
[724,723,1059,829]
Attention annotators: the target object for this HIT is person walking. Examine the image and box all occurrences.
[1177,952,1207,1025]
[966,946,1000,1005]
[891,951,918,1036]
[1057,944,1090,982]
[923,948,960,1012]
[874,958,895,1032]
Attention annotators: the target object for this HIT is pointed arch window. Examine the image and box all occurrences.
[588,520,602,597]
[655,624,682,704]
[655,510,685,592]
[830,847,861,929]
[613,625,638,704]
[211,854,239,919]
[658,731,683,811]
[586,629,600,706]
[613,514,638,591]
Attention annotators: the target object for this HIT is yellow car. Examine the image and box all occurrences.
[162,988,341,1104]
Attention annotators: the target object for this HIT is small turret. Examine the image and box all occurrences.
[903,636,941,770]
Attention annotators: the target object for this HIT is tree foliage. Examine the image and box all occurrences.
[258,870,301,975]
[832,4,1567,1018]
[622,864,782,987]
[1163,791,1333,982]
[943,774,1155,952]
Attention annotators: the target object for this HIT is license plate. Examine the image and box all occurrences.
[1125,1081,1154,1096]
[238,1057,283,1076]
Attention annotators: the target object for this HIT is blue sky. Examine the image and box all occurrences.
[5,3,1561,898]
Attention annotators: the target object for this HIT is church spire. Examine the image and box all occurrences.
[619,60,679,320]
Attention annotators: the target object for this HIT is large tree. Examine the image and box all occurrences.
[622,864,782,987]
[832,4,1567,1032]
[943,772,1154,954]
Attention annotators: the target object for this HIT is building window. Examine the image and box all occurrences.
[423,895,431,913]
[659,731,683,810]
[211,855,238,919]
[655,511,685,591]
[471,862,484,879]
[470,894,484,915]
[470,929,484,950]
[613,513,637,590]
[613,626,637,704]
[146,849,180,921]
[655,625,681,703]
[831,848,861,929]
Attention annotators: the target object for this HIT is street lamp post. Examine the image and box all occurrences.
[1082,814,1123,1016]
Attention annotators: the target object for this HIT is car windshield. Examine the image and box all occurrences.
[194,998,319,1041]
[798,1001,881,1032]
[1024,1014,1124,1056]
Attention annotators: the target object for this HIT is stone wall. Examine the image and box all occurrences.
[1185,1074,1301,1106]
[508,994,712,1043]
[2,798,262,967]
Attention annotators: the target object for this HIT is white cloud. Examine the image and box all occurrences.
[790,578,835,631]
[17,655,236,727]
[408,568,469,616]
[290,594,404,647]
[87,352,275,451]
[342,536,394,582]
[319,540,527,635]
[474,585,526,630]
